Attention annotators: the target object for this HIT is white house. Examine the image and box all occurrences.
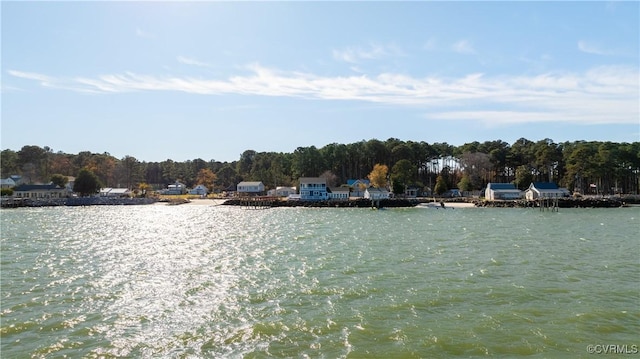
[13,184,67,199]
[525,182,570,200]
[328,187,350,201]
[237,181,265,195]
[99,188,132,197]
[364,187,390,200]
[267,186,296,197]
[347,179,370,197]
[162,181,187,195]
[485,183,522,200]
[0,178,16,189]
[299,177,328,201]
[189,184,208,196]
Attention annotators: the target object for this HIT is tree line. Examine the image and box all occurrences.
[1,138,639,196]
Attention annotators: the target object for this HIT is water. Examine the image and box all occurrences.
[1,204,638,358]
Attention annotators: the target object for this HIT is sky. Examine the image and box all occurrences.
[2,1,639,163]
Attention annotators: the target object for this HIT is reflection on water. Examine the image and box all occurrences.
[1,205,639,357]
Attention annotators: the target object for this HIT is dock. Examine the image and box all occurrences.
[237,196,276,209]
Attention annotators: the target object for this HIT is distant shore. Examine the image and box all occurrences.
[2,195,636,209]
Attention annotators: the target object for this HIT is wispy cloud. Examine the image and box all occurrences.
[333,42,404,64]
[136,28,155,39]
[422,37,438,51]
[7,64,638,126]
[452,39,476,54]
[177,56,211,67]
[578,40,614,55]
[8,70,54,83]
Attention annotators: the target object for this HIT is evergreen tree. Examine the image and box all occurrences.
[74,168,102,197]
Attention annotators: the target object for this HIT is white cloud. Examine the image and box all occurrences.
[423,37,437,51]
[578,40,612,55]
[333,42,403,64]
[8,70,54,83]
[7,64,638,126]
[136,28,155,39]
[177,56,210,67]
[452,39,476,54]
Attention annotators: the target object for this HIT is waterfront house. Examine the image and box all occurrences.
[347,179,370,197]
[525,182,570,200]
[13,184,67,199]
[299,177,328,201]
[65,176,75,196]
[364,187,390,200]
[485,183,522,200]
[162,181,187,195]
[267,186,297,197]
[189,184,208,196]
[328,187,350,201]
[404,186,420,198]
[1,178,16,189]
[99,188,132,197]
[237,181,265,195]
[10,175,24,186]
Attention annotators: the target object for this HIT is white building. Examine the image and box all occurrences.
[237,181,265,195]
[13,184,67,199]
[189,184,208,196]
[267,186,296,197]
[0,178,16,189]
[364,187,390,200]
[162,181,187,195]
[99,188,132,197]
[328,187,350,201]
[485,183,522,200]
[525,182,570,200]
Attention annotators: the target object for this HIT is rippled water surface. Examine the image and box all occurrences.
[1,204,638,358]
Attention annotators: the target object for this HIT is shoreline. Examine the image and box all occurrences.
[1,196,633,209]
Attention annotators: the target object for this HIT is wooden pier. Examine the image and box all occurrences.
[0,198,26,208]
[538,196,559,212]
[238,196,276,209]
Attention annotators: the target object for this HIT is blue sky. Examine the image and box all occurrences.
[2,1,638,163]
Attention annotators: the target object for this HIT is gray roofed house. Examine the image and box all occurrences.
[237,181,265,194]
[364,187,390,200]
[328,187,350,201]
[484,183,522,200]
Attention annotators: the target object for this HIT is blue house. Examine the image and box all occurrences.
[299,177,328,201]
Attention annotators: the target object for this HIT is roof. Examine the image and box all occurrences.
[237,181,264,186]
[299,177,326,183]
[487,183,517,190]
[366,187,389,193]
[347,179,370,186]
[14,184,62,191]
[532,182,559,190]
[329,187,350,193]
[109,188,130,194]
